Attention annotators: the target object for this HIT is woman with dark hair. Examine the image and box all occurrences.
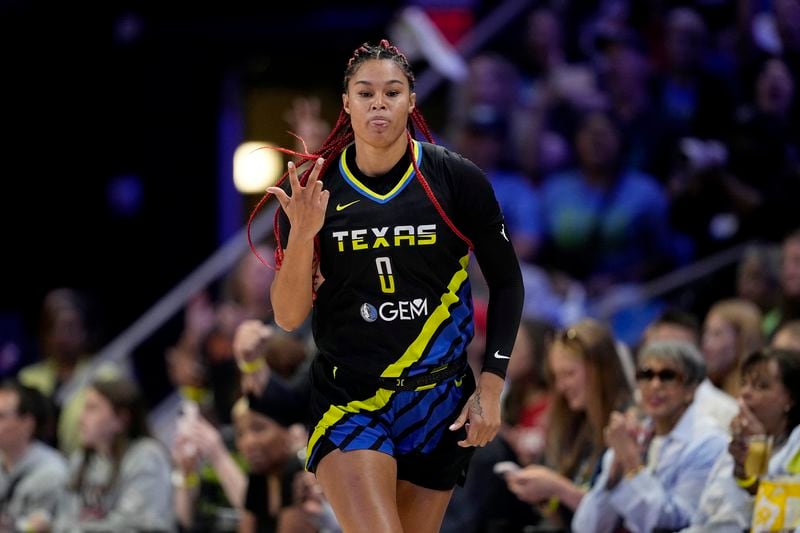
[52,376,175,532]
[682,346,800,530]
[237,39,524,532]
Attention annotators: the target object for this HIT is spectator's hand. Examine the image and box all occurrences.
[730,398,765,437]
[604,411,629,448]
[171,431,200,474]
[233,319,273,396]
[267,158,329,242]
[185,416,227,461]
[729,399,765,477]
[284,96,330,155]
[233,319,274,364]
[505,465,564,503]
[603,411,643,470]
[450,372,503,447]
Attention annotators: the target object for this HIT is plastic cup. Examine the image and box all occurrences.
[744,434,772,478]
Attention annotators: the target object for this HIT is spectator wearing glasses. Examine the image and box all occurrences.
[572,340,728,532]
[642,308,738,434]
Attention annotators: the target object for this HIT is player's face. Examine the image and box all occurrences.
[343,59,416,149]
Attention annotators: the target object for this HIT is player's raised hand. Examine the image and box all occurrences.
[268,158,329,242]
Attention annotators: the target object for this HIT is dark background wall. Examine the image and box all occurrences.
[0,2,404,398]
[0,3,400,345]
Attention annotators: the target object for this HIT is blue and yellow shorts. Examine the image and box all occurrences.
[304,354,476,490]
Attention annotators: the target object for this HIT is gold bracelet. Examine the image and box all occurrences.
[237,357,266,374]
[735,475,758,489]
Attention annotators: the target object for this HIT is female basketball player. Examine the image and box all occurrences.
[244,39,524,533]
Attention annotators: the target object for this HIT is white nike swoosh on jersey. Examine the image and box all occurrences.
[493,350,510,359]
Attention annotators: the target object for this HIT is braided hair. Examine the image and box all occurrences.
[247,39,472,281]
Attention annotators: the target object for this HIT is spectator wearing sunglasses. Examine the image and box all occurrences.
[572,340,728,533]
[642,308,739,434]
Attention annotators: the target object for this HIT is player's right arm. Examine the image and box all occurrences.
[268,158,329,331]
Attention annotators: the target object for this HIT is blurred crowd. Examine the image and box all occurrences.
[436,0,800,336]
[3,1,800,531]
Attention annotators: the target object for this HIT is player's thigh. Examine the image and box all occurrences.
[396,479,454,533]
[316,448,403,533]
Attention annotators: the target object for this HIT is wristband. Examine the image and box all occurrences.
[735,475,758,489]
[171,470,200,489]
[179,385,209,404]
[237,357,266,374]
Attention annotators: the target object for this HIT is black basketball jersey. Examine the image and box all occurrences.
[278,140,505,380]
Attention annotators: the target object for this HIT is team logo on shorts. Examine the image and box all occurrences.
[360,303,378,322]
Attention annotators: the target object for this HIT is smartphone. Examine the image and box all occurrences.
[493,461,521,475]
[179,399,199,425]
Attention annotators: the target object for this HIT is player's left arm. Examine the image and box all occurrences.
[446,150,525,447]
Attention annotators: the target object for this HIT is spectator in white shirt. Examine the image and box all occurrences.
[572,340,728,533]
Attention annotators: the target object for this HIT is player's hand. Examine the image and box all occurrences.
[449,372,503,447]
[268,158,329,242]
